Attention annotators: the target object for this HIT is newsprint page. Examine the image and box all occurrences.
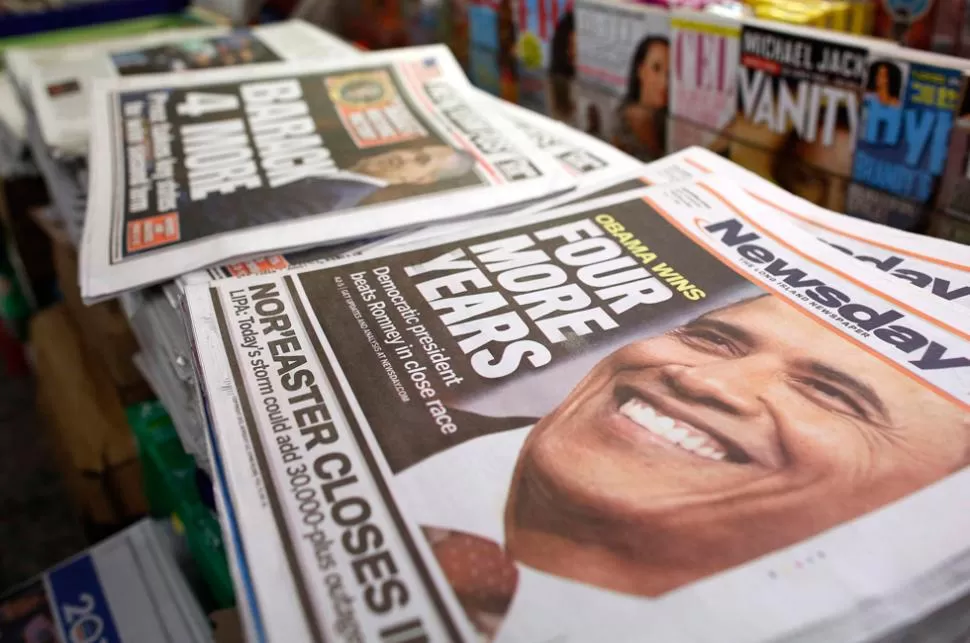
[81,45,574,301]
[186,174,970,643]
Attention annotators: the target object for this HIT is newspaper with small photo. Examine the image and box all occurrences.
[80,44,574,302]
[6,20,358,159]
[184,171,970,643]
[171,91,638,292]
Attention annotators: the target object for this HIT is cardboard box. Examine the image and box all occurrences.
[50,237,151,405]
[31,305,148,525]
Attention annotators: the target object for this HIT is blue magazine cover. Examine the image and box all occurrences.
[848,56,963,228]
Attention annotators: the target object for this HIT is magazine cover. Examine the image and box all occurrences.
[574,0,670,161]
[667,10,741,153]
[935,71,970,223]
[464,0,519,99]
[572,79,616,141]
[12,20,358,158]
[726,20,876,213]
[468,43,503,96]
[0,520,210,643]
[81,45,574,302]
[404,0,446,45]
[873,0,939,49]
[846,51,968,230]
[186,173,970,643]
[444,0,472,70]
[512,0,573,116]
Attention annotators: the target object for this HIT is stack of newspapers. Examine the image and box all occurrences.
[33,16,970,641]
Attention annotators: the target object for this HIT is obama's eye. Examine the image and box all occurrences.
[672,327,745,358]
[791,377,869,421]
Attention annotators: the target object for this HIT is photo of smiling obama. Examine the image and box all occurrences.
[399,292,969,639]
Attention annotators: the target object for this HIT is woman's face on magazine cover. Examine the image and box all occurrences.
[638,42,669,111]
[507,295,969,597]
[875,64,890,95]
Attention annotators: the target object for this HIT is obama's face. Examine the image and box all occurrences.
[507,295,970,597]
[353,145,458,185]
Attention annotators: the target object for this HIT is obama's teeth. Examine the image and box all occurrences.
[619,397,728,461]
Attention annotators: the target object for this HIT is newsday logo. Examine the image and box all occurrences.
[700,218,970,373]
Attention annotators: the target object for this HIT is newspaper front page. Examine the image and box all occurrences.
[81,45,574,302]
[7,20,358,158]
[185,175,970,642]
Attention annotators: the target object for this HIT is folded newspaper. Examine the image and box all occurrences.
[0,519,210,643]
[81,45,574,302]
[173,92,640,291]
[183,169,970,642]
[6,20,358,159]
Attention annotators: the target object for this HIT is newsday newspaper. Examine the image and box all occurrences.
[184,174,970,643]
[652,148,970,311]
[5,20,358,159]
[81,45,574,302]
[388,147,970,310]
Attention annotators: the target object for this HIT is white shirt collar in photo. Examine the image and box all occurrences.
[332,169,388,189]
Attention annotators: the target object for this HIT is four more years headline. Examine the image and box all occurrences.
[349,210,707,389]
